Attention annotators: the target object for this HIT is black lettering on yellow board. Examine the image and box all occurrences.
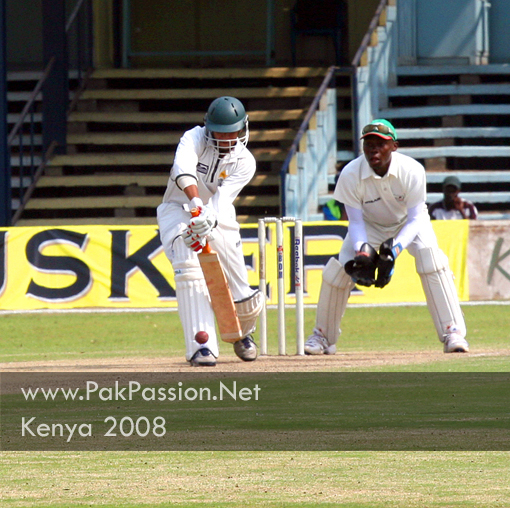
[109,230,175,300]
[25,229,92,302]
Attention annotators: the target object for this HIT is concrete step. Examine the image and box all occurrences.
[388,83,510,97]
[67,129,296,146]
[25,193,280,211]
[380,104,510,119]
[397,64,510,76]
[425,170,510,184]
[7,112,42,124]
[49,148,287,168]
[427,191,510,204]
[35,172,278,188]
[91,67,329,80]
[398,146,510,158]
[69,109,306,124]
[81,87,318,101]
[398,127,510,140]
[15,216,159,227]
[319,191,510,207]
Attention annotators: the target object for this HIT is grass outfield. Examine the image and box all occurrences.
[1,304,509,370]
[2,451,510,507]
[1,304,509,507]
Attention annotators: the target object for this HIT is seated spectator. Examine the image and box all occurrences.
[428,176,478,220]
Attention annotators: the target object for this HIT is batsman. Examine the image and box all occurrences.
[305,119,469,355]
[157,96,263,366]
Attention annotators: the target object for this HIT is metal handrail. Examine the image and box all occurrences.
[66,0,88,32]
[350,0,389,155]
[279,65,348,214]
[351,0,389,68]
[279,0,391,215]
[7,57,55,146]
[9,0,93,225]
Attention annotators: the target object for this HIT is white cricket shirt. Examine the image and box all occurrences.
[162,126,256,220]
[334,151,427,231]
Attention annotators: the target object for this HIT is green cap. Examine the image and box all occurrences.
[361,119,397,141]
[443,175,462,190]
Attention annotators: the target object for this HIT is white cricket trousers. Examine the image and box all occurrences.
[157,202,253,360]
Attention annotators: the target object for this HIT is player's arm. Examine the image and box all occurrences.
[465,200,479,219]
[394,203,423,250]
[375,203,423,288]
[342,205,379,286]
[171,127,203,192]
[344,205,368,252]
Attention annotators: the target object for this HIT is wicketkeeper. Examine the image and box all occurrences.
[157,97,263,366]
[305,119,469,355]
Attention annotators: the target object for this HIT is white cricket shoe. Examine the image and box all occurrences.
[443,326,469,353]
[233,336,258,362]
[304,333,336,355]
[189,348,217,366]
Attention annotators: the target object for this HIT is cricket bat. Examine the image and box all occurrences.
[191,209,243,343]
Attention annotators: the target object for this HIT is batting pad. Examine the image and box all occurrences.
[315,257,355,345]
[175,267,219,361]
[235,289,264,337]
[415,247,466,342]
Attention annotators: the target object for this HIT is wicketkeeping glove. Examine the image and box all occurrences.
[375,238,403,288]
[344,243,378,287]
[188,204,217,238]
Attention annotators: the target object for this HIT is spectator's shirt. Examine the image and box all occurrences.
[428,199,478,220]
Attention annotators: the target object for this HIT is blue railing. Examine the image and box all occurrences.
[280,0,395,217]
[351,0,396,155]
[280,65,352,219]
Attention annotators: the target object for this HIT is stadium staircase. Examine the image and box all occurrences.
[7,71,45,215]
[385,65,510,220]
[10,65,510,224]
[320,65,510,220]
[11,67,353,226]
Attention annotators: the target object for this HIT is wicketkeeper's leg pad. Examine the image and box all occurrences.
[314,257,355,345]
[173,257,219,361]
[235,289,264,337]
[415,247,466,342]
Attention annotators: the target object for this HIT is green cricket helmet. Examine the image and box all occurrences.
[204,96,249,152]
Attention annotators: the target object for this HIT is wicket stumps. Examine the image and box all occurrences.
[258,217,305,355]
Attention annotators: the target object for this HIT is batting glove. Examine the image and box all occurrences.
[182,228,207,253]
[188,204,217,237]
[375,238,403,288]
[344,242,378,287]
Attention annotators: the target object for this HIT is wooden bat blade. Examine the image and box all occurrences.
[198,249,243,343]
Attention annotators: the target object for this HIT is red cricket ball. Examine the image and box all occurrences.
[194,331,209,344]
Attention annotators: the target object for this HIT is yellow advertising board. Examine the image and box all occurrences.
[252,220,469,307]
[0,226,175,310]
[0,221,469,311]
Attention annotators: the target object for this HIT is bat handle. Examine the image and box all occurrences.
[190,207,212,254]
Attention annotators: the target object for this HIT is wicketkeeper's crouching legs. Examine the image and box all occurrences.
[415,247,469,352]
[304,258,355,355]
